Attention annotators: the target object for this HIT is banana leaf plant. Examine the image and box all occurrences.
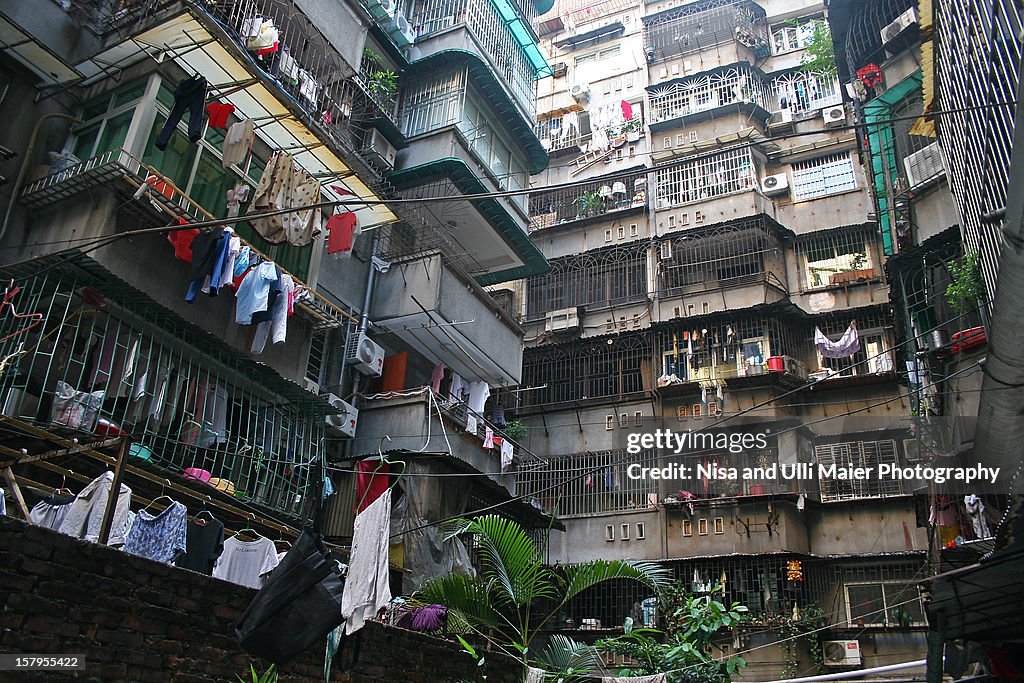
[416,515,671,666]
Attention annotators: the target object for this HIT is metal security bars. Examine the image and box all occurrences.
[529,169,647,230]
[642,0,769,62]
[769,71,843,115]
[834,561,927,626]
[794,226,879,292]
[520,333,652,407]
[0,262,325,520]
[516,449,659,517]
[525,244,648,319]
[790,153,858,201]
[412,0,537,115]
[399,68,468,138]
[815,308,895,377]
[647,66,770,124]
[655,217,788,297]
[655,148,760,209]
[815,439,903,501]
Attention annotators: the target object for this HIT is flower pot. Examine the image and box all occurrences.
[626,131,641,142]
[749,484,766,495]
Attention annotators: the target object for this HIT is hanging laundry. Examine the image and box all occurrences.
[341,488,393,634]
[430,363,445,395]
[240,14,265,38]
[28,493,76,531]
[176,513,225,575]
[355,459,391,514]
[298,70,321,106]
[205,102,235,129]
[167,218,199,262]
[222,119,255,168]
[251,267,283,326]
[246,19,279,53]
[213,535,280,589]
[278,48,299,83]
[621,99,634,120]
[449,373,465,404]
[58,471,132,546]
[185,229,230,302]
[814,322,859,358]
[326,212,359,255]
[964,494,991,539]
[483,427,494,449]
[124,501,188,564]
[501,439,514,471]
[235,260,279,325]
[466,414,478,435]
[251,273,295,353]
[203,228,239,296]
[466,381,490,415]
[155,75,207,150]
[250,152,322,246]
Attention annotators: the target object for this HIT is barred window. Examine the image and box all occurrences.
[795,227,876,290]
[521,334,651,406]
[816,309,893,377]
[648,66,769,124]
[770,71,842,114]
[400,69,466,137]
[791,153,858,200]
[815,439,904,501]
[655,148,758,208]
[770,19,816,54]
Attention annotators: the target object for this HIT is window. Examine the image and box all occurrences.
[517,449,658,517]
[664,136,672,149]
[306,330,328,385]
[791,153,857,201]
[71,79,148,161]
[797,229,874,290]
[816,439,904,501]
[605,229,613,241]
[771,19,817,54]
[621,523,630,540]
[619,413,629,428]
[676,133,686,146]
[692,403,702,417]
[634,411,643,426]
[605,525,615,541]
[714,517,724,534]
[656,147,758,208]
[606,415,615,430]
[617,226,625,239]
[708,402,718,417]
[698,518,708,535]
[636,522,646,539]
[846,582,926,626]
[629,224,639,237]
[772,71,842,114]
[682,520,692,536]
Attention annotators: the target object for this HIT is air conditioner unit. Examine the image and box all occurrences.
[551,62,568,78]
[658,241,673,260]
[823,640,862,667]
[388,12,416,46]
[904,141,946,188]
[782,355,807,379]
[324,393,359,437]
[545,307,581,333]
[761,173,789,197]
[822,105,846,127]
[348,333,385,376]
[367,0,393,21]
[570,83,591,105]
[304,377,321,394]
[880,8,918,45]
[903,437,922,462]
[364,129,397,170]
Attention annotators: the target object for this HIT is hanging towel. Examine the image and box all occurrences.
[621,99,634,120]
[341,489,393,634]
[354,459,391,514]
[501,439,514,471]
[483,427,495,449]
[222,119,255,168]
[814,322,859,358]
[326,212,358,254]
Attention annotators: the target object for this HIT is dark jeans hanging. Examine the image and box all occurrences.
[155,76,208,151]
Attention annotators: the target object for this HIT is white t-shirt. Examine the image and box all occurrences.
[212,536,280,589]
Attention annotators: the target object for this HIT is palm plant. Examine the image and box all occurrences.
[416,515,670,666]
[534,634,601,682]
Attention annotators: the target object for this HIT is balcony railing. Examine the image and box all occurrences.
[648,66,770,125]
[0,260,329,520]
[643,0,769,62]
[529,169,648,230]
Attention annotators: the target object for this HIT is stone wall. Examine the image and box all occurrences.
[0,517,522,682]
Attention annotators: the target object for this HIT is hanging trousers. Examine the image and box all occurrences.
[155,77,208,150]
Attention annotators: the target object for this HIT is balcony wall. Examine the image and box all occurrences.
[665,498,810,556]
[370,252,525,385]
[806,498,927,555]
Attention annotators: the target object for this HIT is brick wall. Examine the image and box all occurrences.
[0,517,523,683]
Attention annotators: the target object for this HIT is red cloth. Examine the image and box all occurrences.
[621,99,634,120]
[168,219,199,263]
[355,459,391,513]
[330,184,357,197]
[205,102,235,129]
[257,41,279,57]
[326,212,358,254]
[232,264,254,290]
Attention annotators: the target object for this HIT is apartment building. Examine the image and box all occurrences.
[0,0,552,592]
[513,0,931,676]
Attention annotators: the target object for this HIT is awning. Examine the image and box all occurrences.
[553,21,625,49]
[910,39,937,138]
[406,49,549,174]
[389,157,549,285]
[0,13,81,85]
[488,0,552,77]
[72,8,396,229]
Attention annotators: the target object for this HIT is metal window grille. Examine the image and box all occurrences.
[642,0,768,62]
[535,111,592,154]
[521,333,652,406]
[648,66,770,124]
[655,147,759,209]
[791,153,858,201]
[815,439,903,501]
[770,71,842,114]
[515,449,659,517]
[525,243,647,318]
[835,561,927,626]
[815,308,894,376]
[795,226,877,291]
[655,216,787,296]
[529,169,647,230]
[399,69,467,138]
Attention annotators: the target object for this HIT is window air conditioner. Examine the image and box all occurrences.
[545,307,581,333]
[903,141,946,188]
[324,393,359,437]
[570,83,591,105]
[782,355,807,379]
[903,437,922,462]
[880,8,918,45]
[822,105,846,128]
[761,173,789,197]
[348,333,385,376]
[367,0,394,21]
[551,62,568,78]
[388,12,416,46]
[364,129,397,170]
[823,640,862,667]
[658,241,673,260]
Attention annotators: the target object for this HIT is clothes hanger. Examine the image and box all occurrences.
[193,496,213,526]
[52,472,75,498]
[0,281,44,343]
[233,513,260,541]
[141,480,175,514]
[354,437,407,512]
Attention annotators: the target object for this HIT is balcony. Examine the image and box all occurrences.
[642,0,770,63]
[647,64,772,130]
[370,252,525,386]
[529,169,648,231]
[0,255,334,520]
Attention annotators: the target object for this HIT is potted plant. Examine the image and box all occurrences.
[500,419,526,442]
[945,250,987,352]
[576,190,605,218]
[237,664,277,683]
[621,118,643,142]
[366,69,399,106]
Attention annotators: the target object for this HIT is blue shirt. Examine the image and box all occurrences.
[124,501,188,564]
[235,261,278,325]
